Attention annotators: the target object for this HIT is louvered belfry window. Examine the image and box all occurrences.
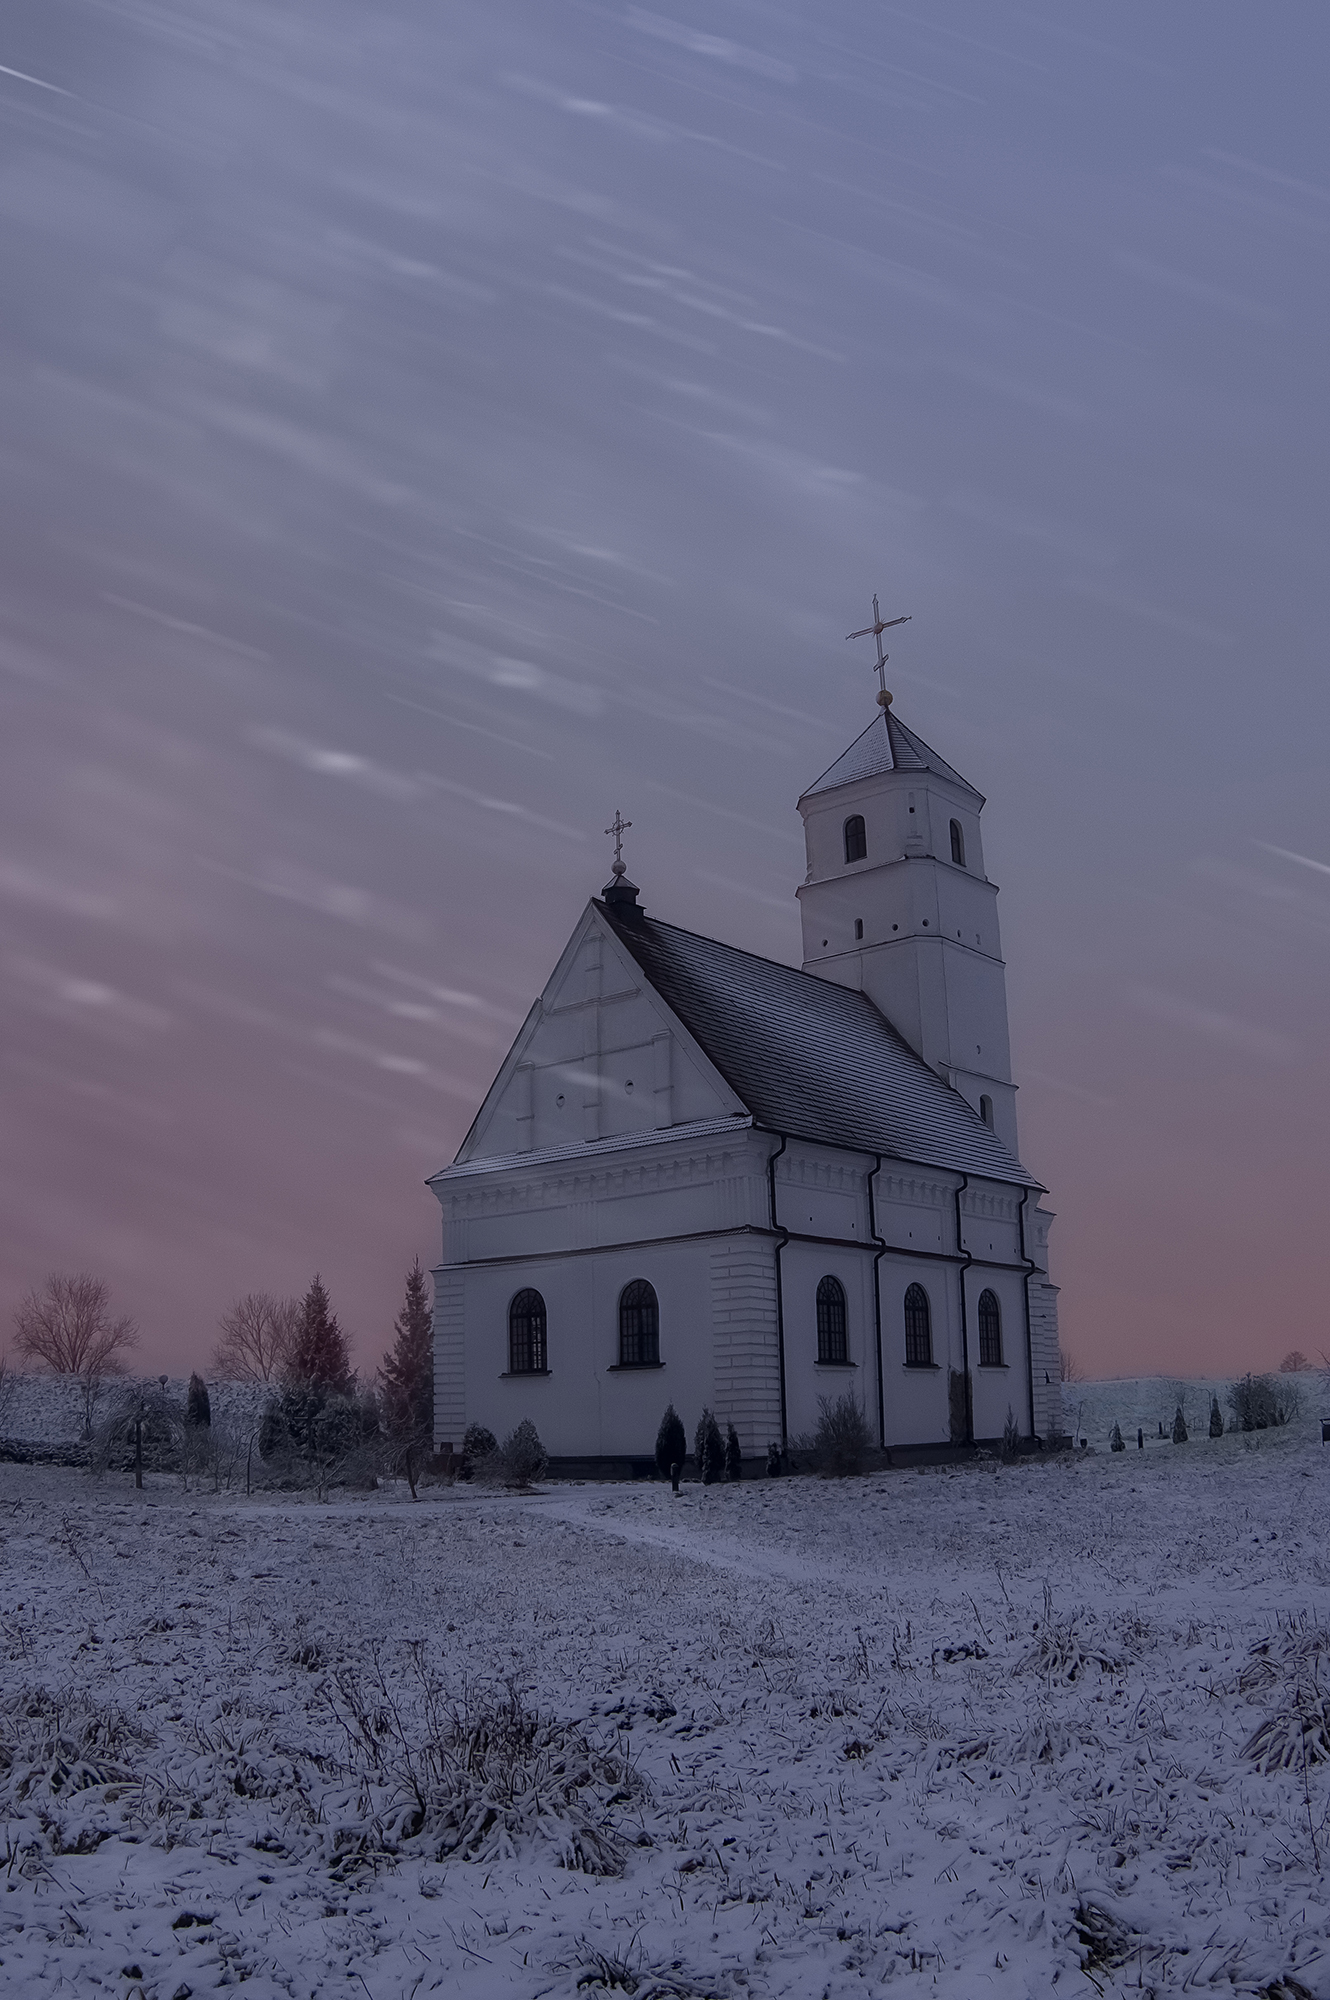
[508,1289,547,1374]
[618,1280,660,1366]
[903,1283,932,1366]
[844,815,867,863]
[978,1289,1002,1367]
[816,1276,848,1364]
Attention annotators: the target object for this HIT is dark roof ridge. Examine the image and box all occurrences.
[595,896,1040,1188]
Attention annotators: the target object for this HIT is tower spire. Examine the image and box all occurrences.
[846,594,911,709]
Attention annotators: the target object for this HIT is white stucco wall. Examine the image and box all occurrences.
[431,1129,1046,1458]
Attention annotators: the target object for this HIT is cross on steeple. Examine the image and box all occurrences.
[846,594,911,708]
[605,808,632,878]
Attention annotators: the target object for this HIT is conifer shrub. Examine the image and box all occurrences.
[765,1441,782,1478]
[480,1417,548,1488]
[694,1409,724,1485]
[459,1424,498,1480]
[186,1373,211,1428]
[654,1403,687,1480]
[724,1421,742,1482]
[1110,1423,1125,1452]
[256,1385,379,1492]
[1172,1405,1188,1443]
[812,1393,872,1477]
[1209,1395,1224,1439]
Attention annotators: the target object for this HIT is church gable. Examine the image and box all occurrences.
[454,904,745,1164]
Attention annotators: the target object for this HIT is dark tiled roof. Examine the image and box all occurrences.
[801,710,982,802]
[598,903,1040,1188]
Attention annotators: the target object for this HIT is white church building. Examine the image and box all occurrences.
[429,687,1061,1470]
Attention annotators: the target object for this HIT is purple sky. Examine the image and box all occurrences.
[1,2,1327,1380]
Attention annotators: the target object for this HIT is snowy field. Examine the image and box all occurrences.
[2,1403,1329,1998]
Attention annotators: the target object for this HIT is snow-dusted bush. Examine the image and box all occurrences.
[477,1418,547,1489]
[694,1409,724,1485]
[1172,1405,1188,1443]
[1227,1373,1296,1432]
[1209,1395,1224,1438]
[1110,1422,1125,1452]
[724,1420,742,1482]
[809,1393,873,1477]
[89,1385,185,1478]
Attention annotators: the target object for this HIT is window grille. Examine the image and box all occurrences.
[618,1280,660,1366]
[903,1283,932,1366]
[844,815,867,864]
[978,1289,1002,1367]
[816,1275,848,1364]
[508,1289,547,1374]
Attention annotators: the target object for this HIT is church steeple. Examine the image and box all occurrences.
[795,704,1018,1155]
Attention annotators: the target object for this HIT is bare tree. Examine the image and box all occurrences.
[1280,1350,1311,1373]
[212,1292,299,1382]
[1059,1346,1083,1383]
[14,1269,137,1389]
[13,1274,138,1440]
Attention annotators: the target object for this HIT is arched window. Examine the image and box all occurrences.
[853,918,864,940]
[816,1276,848,1364]
[618,1280,660,1367]
[844,815,867,864]
[508,1289,547,1374]
[903,1283,932,1367]
[979,1094,993,1129]
[978,1289,1002,1367]
[949,819,966,867]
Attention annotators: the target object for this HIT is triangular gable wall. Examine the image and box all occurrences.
[454,902,747,1163]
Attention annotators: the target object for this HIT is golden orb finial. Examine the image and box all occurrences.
[876,687,892,708]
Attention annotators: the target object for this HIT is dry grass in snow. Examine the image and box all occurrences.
[1,1401,1329,1996]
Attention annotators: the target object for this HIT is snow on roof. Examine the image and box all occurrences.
[598,902,1040,1188]
[800,708,983,803]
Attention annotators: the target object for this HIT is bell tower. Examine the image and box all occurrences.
[795,703,1019,1155]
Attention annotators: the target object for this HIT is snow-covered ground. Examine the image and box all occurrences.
[2,1392,1329,1998]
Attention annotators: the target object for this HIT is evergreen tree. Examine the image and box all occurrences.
[285,1276,354,1397]
[695,1408,724,1485]
[1172,1404,1188,1443]
[724,1421,742,1482]
[459,1423,497,1480]
[1209,1395,1224,1439]
[380,1259,434,1440]
[1110,1422,1124,1451]
[186,1373,211,1428]
[655,1403,687,1479]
